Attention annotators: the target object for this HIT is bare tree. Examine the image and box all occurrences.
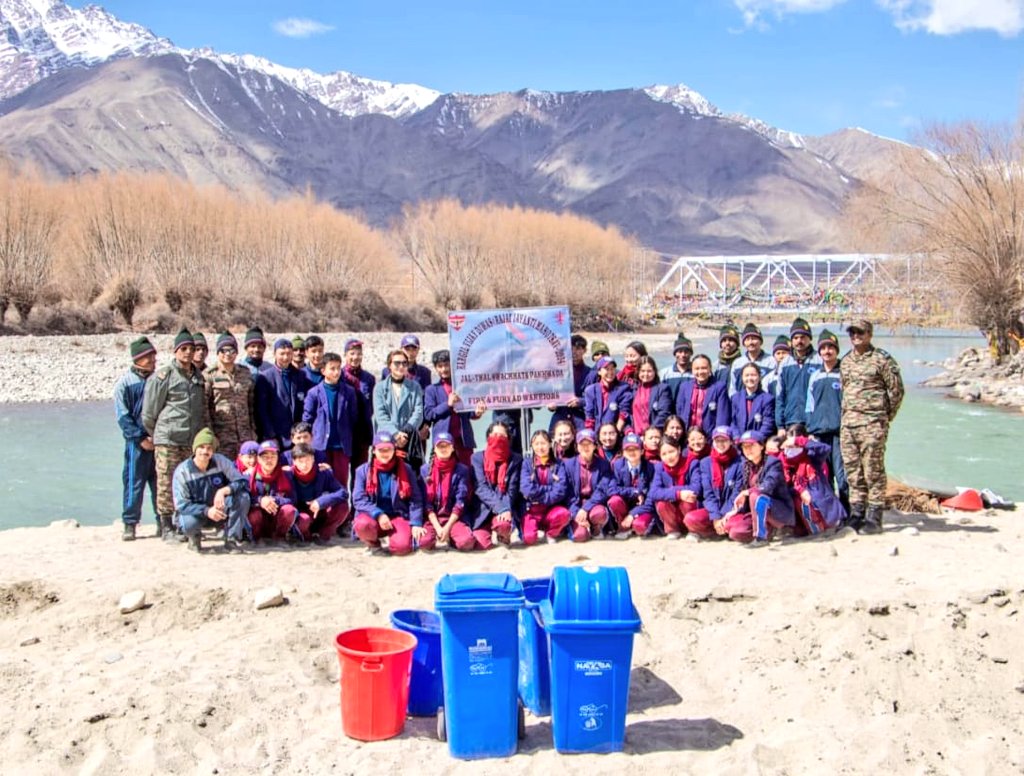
[848,120,1024,358]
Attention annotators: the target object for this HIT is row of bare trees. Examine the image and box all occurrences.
[848,120,1024,358]
[0,167,637,329]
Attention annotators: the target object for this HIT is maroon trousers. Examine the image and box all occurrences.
[353,513,413,555]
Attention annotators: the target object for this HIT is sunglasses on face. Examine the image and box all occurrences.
[219,347,237,355]
[848,329,867,336]
[391,360,409,367]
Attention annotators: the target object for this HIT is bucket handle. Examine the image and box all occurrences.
[361,658,385,672]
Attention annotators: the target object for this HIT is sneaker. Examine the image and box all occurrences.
[223,537,244,553]
[176,529,188,543]
[154,521,163,539]
[685,532,701,543]
[546,533,559,544]
[591,531,606,541]
[666,531,682,540]
[122,524,136,542]
[744,538,769,549]
[614,531,632,540]
[187,533,202,552]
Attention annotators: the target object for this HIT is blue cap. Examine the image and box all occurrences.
[258,439,280,454]
[434,432,454,446]
[711,425,734,441]
[575,429,597,445]
[373,431,396,448]
[343,338,363,353]
[621,433,642,449]
[739,430,766,446]
[239,441,259,456]
[400,334,420,348]
[272,337,292,351]
[594,356,616,371]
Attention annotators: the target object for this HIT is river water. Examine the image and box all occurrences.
[0,333,1018,530]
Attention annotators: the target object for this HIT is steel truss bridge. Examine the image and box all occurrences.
[647,253,935,314]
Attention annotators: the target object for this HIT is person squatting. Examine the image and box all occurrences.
[115,318,902,552]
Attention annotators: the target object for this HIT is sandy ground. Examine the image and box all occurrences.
[0,331,706,404]
[1,507,1023,775]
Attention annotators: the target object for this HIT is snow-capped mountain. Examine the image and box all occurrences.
[0,0,175,97]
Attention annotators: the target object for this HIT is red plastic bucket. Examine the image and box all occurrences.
[335,627,418,741]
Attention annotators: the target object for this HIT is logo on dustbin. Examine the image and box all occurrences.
[468,638,494,676]
[574,659,612,676]
[579,703,607,731]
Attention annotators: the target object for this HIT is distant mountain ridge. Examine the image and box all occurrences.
[0,0,904,254]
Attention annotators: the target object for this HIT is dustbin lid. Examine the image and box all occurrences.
[434,573,525,612]
[542,566,641,633]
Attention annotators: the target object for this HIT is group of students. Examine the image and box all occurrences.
[141,315,860,553]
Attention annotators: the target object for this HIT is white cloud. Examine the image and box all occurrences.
[877,0,1024,37]
[733,0,848,27]
[272,18,335,39]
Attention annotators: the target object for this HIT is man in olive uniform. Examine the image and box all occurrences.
[143,328,211,540]
[204,331,256,461]
[839,319,904,534]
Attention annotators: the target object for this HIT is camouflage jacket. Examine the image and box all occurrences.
[142,363,210,447]
[204,364,256,445]
[839,345,904,426]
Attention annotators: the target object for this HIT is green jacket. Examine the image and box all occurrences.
[839,345,904,426]
[142,363,210,447]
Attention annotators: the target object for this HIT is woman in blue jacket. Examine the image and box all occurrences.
[520,430,570,545]
[468,421,523,548]
[351,431,424,556]
[419,432,476,551]
[606,433,656,538]
[649,435,702,538]
[674,355,728,434]
[560,428,614,542]
[729,362,777,438]
[584,356,633,432]
[780,436,847,535]
[735,430,796,545]
[372,349,425,470]
[630,356,673,435]
[692,426,745,540]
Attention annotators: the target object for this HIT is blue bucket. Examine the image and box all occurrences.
[389,609,443,716]
[518,577,552,716]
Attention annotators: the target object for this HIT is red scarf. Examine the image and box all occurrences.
[632,383,651,434]
[250,460,287,498]
[683,445,708,475]
[643,446,660,462]
[293,464,318,485]
[617,363,638,386]
[689,383,707,431]
[483,435,511,493]
[578,455,594,497]
[367,455,412,500]
[661,457,688,486]
[711,446,737,489]
[341,365,361,390]
[427,455,457,508]
[783,449,817,491]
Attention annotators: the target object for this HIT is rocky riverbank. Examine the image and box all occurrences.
[920,348,1024,410]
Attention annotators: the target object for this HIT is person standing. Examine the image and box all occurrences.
[114,336,159,541]
[776,317,823,431]
[805,329,848,511]
[659,333,694,385]
[713,324,742,385]
[423,349,484,466]
[839,319,904,534]
[142,328,210,540]
[727,323,775,397]
[373,348,426,470]
[255,338,306,450]
[242,326,273,378]
[204,331,256,462]
[548,334,590,431]
[191,332,209,372]
[340,339,376,476]
[302,352,359,486]
[303,335,326,387]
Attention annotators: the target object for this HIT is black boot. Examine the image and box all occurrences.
[122,524,136,542]
[154,519,163,538]
[160,516,177,542]
[187,532,202,552]
[847,503,866,532]
[860,505,884,535]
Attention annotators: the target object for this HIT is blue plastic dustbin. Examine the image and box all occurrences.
[435,573,526,759]
[538,565,642,754]
[518,577,552,716]
[389,610,443,717]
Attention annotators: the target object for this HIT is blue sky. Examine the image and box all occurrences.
[87,0,1022,140]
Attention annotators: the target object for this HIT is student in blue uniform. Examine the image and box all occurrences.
[423,349,484,467]
[630,356,673,435]
[805,328,848,511]
[254,338,308,450]
[548,334,590,431]
[560,428,614,542]
[584,356,633,432]
[519,430,571,545]
[606,433,656,538]
[736,430,796,545]
[675,354,728,434]
[468,421,523,548]
[729,362,777,438]
[301,352,359,486]
[689,425,745,540]
[780,435,847,536]
[419,433,476,551]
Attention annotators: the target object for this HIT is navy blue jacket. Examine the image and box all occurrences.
[423,381,478,448]
[549,362,591,431]
[467,451,524,529]
[419,461,472,521]
[805,366,843,436]
[729,389,776,438]
[674,379,728,434]
[302,365,324,387]
[787,439,846,527]
[698,454,746,521]
[609,457,656,516]
[352,461,425,526]
[631,382,674,431]
[286,468,349,511]
[775,352,823,429]
[648,461,702,504]
[302,380,359,455]
[255,365,308,445]
[342,366,376,447]
[520,457,569,508]
[746,455,795,526]
[583,380,633,429]
[114,368,149,442]
[560,455,614,513]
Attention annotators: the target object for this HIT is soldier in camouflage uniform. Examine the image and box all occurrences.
[204,331,256,462]
[142,328,211,540]
[839,319,904,534]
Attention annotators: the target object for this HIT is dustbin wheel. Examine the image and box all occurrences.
[517,700,526,740]
[436,706,446,742]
